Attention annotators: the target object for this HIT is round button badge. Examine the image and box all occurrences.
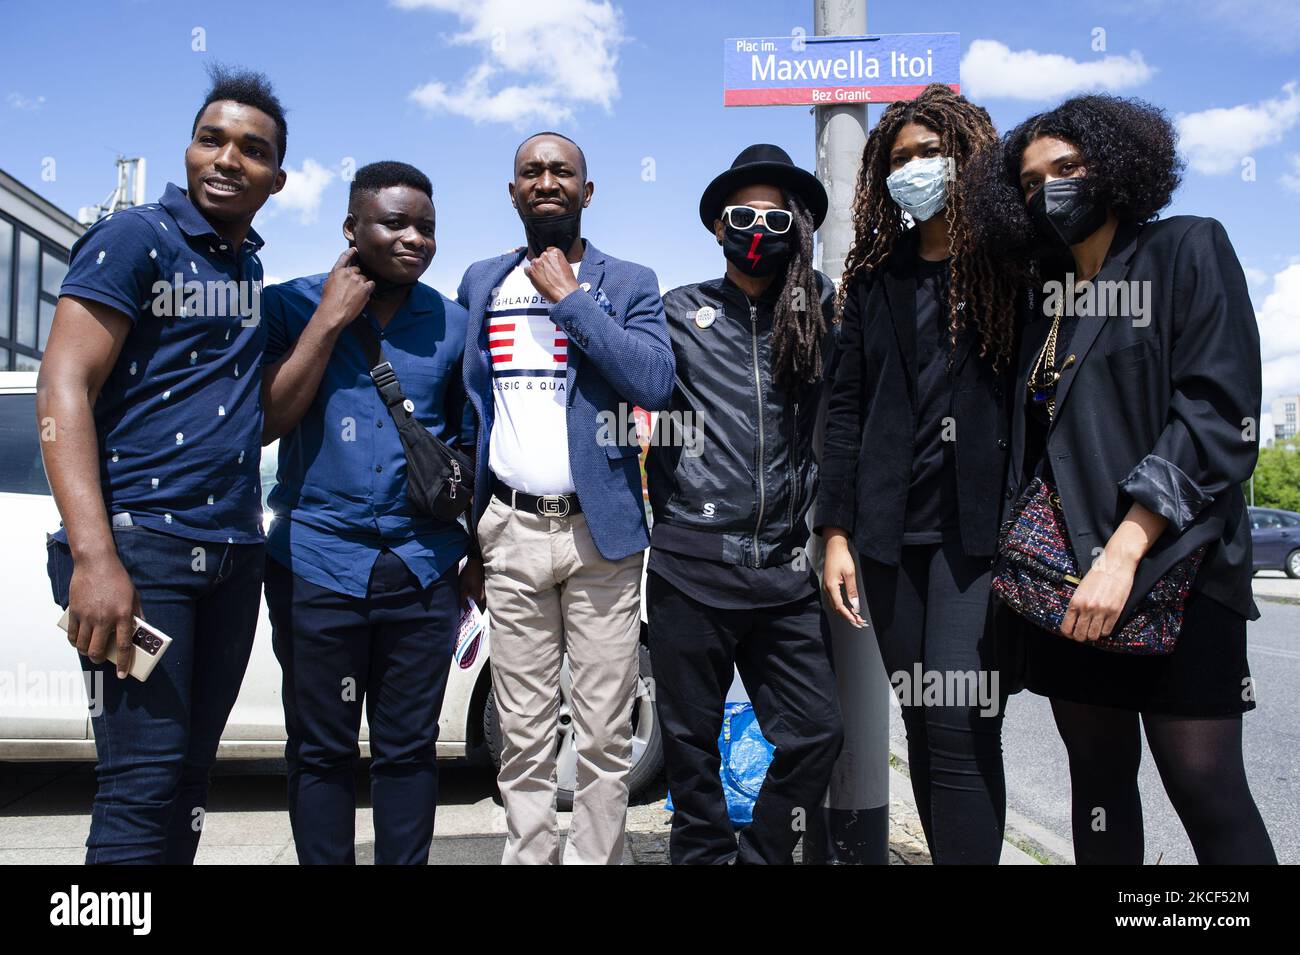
[694,306,716,329]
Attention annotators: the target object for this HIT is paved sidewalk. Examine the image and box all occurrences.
[1252,570,1300,603]
[0,759,1041,864]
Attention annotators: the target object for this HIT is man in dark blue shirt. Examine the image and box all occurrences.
[37,65,287,864]
[260,161,474,865]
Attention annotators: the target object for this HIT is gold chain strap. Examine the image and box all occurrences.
[1027,298,1066,420]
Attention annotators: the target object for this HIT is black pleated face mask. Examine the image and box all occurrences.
[521,210,581,255]
[1027,177,1108,247]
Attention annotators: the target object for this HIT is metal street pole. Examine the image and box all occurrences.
[805,0,893,865]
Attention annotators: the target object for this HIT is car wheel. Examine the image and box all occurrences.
[482,642,663,811]
[1287,549,1300,579]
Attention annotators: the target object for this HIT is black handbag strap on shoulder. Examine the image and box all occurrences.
[350,317,404,412]
[348,317,474,522]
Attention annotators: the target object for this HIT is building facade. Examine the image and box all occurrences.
[1272,395,1299,445]
[0,168,85,371]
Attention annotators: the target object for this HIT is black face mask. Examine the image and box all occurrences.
[1027,177,1108,247]
[722,223,792,277]
[521,210,581,256]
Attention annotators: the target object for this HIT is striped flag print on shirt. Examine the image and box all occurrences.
[487,302,568,378]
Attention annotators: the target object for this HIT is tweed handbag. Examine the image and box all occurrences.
[991,477,1204,655]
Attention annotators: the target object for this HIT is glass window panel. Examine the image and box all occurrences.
[38,298,56,351]
[41,250,68,297]
[0,392,49,494]
[0,219,12,339]
[13,353,39,372]
[0,346,9,371]
[17,232,39,347]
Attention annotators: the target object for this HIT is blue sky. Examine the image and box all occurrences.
[4,0,1300,407]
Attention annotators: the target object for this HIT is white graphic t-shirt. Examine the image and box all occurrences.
[487,263,579,494]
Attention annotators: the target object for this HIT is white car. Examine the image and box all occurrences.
[0,371,662,807]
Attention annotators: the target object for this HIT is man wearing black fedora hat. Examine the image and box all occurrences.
[644,144,844,864]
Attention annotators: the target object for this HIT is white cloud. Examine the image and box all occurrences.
[1176,83,1300,175]
[7,92,45,111]
[1244,265,1270,288]
[396,0,626,127]
[268,159,336,225]
[959,39,1154,102]
[1282,154,1300,195]
[1256,263,1300,401]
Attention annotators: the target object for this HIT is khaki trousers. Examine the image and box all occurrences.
[478,493,642,865]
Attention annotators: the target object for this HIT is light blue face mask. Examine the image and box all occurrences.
[885,155,953,222]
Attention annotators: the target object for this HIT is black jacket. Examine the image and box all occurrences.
[646,272,836,567]
[817,230,1014,562]
[1006,216,1261,622]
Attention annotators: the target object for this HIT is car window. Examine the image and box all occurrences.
[1253,513,1281,529]
[0,392,49,495]
[1278,513,1300,528]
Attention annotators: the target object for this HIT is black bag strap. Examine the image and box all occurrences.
[350,318,411,416]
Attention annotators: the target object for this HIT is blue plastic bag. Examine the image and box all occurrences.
[666,702,775,825]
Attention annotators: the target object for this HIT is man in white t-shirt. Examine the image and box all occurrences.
[458,132,674,865]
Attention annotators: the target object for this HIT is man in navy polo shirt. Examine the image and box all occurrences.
[36,66,287,864]
[260,161,474,865]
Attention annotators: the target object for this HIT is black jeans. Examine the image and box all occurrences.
[265,551,457,865]
[861,540,1008,864]
[647,572,843,865]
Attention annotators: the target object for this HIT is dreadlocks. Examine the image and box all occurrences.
[771,193,823,390]
[838,83,1018,373]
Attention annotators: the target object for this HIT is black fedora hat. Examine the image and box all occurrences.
[698,143,828,232]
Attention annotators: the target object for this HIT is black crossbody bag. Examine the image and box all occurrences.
[350,320,474,523]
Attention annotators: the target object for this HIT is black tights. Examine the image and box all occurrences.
[1050,699,1277,864]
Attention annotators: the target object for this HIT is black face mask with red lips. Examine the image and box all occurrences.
[722,222,792,277]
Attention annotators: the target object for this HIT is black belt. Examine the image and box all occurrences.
[492,479,582,517]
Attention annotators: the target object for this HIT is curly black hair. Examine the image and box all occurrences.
[192,63,287,165]
[965,94,1183,263]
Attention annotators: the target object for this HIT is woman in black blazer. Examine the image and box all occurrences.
[968,94,1276,864]
[818,85,1021,864]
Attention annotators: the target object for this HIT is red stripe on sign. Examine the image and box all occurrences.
[490,338,515,347]
[553,338,568,347]
[488,323,515,333]
[723,84,959,106]
[491,353,513,363]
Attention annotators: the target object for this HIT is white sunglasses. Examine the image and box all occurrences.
[721,205,794,234]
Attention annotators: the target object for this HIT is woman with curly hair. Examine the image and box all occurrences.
[966,94,1276,864]
[818,83,1020,864]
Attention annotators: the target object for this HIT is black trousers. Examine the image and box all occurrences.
[265,551,458,865]
[861,540,1008,864]
[647,572,844,865]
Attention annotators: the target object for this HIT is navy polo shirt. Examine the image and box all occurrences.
[263,275,475,598]
[56,182,267,544]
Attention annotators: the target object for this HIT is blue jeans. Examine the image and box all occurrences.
[47,525,264,865]
[264,551,457,865]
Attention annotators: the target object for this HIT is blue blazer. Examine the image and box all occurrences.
[459,240,674,562]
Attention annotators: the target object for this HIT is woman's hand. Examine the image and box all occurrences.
[1061,553,1137,641]
[822,529,868,629]
[1061,501,1168,641]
